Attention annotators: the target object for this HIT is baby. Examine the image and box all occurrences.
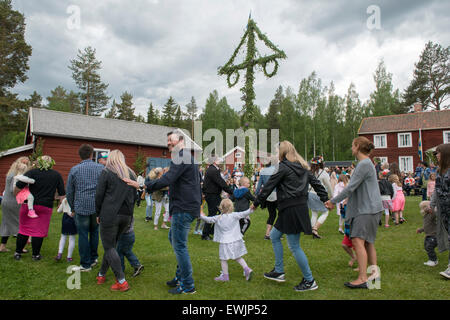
[14,163,38,219]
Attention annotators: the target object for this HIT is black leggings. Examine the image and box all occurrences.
[1,236,9,245]
[266,201,278,226]
[16,233,43,256]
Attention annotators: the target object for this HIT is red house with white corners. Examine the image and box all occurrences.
[357,102,450,173]
[0,108,202,193]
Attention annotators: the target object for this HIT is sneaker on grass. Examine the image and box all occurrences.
[424,260,438,267]
[294,278,318,292]
[440,266,450,279]
[263,269,285,282]
[168,285,196,295]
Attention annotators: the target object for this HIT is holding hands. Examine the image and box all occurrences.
[324,200,335,210]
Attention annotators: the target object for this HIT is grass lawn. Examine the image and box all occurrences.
[0,196,448,300]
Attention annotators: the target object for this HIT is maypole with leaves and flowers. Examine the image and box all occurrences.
[218,16,286,181]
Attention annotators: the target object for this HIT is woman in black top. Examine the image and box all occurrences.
[14,156,65,260]
[95,150,138,292]
[253,141,328,292]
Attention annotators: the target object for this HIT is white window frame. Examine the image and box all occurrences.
[399,156,413,173]
[373,134,387,149]
[235,152,242,158]
[93,148,110,163]
[398,132,412,148]
[443,131,450,144]
[379,157,388,164]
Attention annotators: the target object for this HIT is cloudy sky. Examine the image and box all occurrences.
[12,0,450,117]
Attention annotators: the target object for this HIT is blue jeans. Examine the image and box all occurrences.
[270,227,313,282]
[117,231,141,271]
[74,214,99,269]
[145,193,153,218]
[168,213,196,290]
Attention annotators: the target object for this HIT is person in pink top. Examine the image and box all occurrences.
[426,173,436,200]
[388,174,406,225]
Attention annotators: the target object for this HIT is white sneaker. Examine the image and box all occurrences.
[440,266,450,279]
[73,266,92,272]
[424,260,438,267]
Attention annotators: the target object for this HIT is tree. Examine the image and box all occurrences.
[47,86,69,112]
[0,0,32,96]
[146,102,159,125]
[174,105,183,128]
[186,96,198,136]
[105,99,118,119]
[161,96,178,127]
[368,59,402,116]
[344,82,364,141]
[68,46,110,115]
[266,86,283,130]
[403,41,450,110]
[116,91,135,121]
[29,91,43,109]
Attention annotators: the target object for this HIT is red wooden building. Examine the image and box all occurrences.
[219,146,272,173]
[0,108,201,193]
[358,103,450,173]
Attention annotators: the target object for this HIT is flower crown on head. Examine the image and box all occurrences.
[310,155,324,165]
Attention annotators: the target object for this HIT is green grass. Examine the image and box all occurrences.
[0,196,448,300]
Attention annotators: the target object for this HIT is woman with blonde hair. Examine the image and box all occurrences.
[0,157,31,252]
[253,141,328,292]
[95,150,138,292]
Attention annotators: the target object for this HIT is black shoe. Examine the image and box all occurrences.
[168,285,196,295]
[294,278,318,292]
[263,269,286,282]
[201,236,212,241]
[166,277,179,287]
[32,254,42,261]
[312,230,322,239]
[264,235,270,240]
[132,265,144,277]
[344,281,368,289]
[14,253,21,261]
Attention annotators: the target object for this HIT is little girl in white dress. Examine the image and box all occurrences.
[200,198,254,282]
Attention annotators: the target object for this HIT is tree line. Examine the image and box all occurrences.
[1,0,449,161]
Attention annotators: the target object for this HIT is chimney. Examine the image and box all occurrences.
[413,102,423,113]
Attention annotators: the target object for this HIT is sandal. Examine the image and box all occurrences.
[0,248,10,253]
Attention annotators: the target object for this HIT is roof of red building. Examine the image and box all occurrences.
[358,109,450,134]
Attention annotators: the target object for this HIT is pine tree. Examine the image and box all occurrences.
[47,86,70,112]
[68,46,110,116]
[29,91,43,109]
[0,0,32,96]
[147,102,159,124]
[105,99,118,119]
[403,41,450,111]
[116,91,135,121]
[186,96,198,136]
[174,105,183,128]
[162,96,178,127]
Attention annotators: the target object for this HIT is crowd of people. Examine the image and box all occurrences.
[1,134,449,294]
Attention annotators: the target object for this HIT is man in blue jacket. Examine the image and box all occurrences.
[125,131,201,294]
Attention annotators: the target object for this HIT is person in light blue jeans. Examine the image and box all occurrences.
[270,227,313,281]
[117,217,144,277]
[168,212,196,290]
[145,192,153,221]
